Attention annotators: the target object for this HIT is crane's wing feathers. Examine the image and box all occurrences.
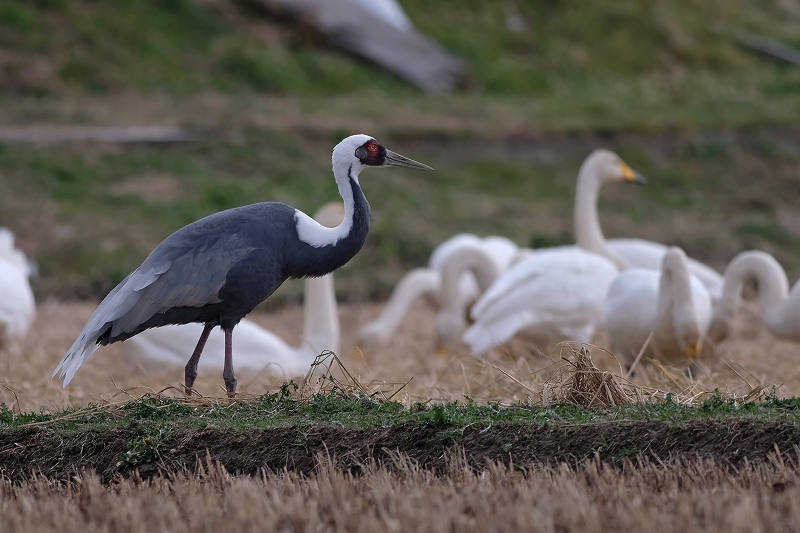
[53,214,259,386]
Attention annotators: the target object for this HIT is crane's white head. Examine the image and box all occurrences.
[583,149,647,185]
[332,134,434,179]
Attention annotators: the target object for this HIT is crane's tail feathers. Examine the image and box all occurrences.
[52,336,102,386]
[52,272,144,386]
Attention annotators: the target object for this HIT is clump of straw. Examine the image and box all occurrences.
[546,346,631,407]
[297,350,412,403]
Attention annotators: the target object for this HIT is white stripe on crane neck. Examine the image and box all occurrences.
[295,167,357,248]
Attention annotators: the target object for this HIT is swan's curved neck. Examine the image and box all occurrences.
[656,256,698,344]
[301,273,340,355]
[716,252,790,333]
[439,245,500,315]
[574,160,630,269]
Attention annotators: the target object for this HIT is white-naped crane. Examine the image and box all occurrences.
[120,203,344,381]
[0,228,35,348]
[53,135,432,397]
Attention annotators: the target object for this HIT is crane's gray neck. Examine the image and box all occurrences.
[289,167,370,278]
[573,160,630,270]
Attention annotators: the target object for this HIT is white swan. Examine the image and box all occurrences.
[462,245,619,353]
[461,151,656,354]
[708,250,800,343]
[357,233,523,347]
[120,203,344,377]
[434,240,503,348]
[0,228,35,348]
[602,247,712,366]
[575,149,724,300]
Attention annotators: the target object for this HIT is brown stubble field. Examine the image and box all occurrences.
[3,296,800,413]
[2,238,800,533]
[3,449,800,532]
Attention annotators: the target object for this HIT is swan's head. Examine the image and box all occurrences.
[332,135,434,178]
[583,149,647,185]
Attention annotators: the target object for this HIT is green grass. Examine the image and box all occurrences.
[3,389,800,434]
[2,0,800,96]
[2,1,800,298]
[3,126,800,300]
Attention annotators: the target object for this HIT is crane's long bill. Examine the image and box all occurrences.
[384,150,434,171]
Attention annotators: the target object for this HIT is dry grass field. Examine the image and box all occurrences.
[3,453,800,532]
[2,274,799,532]
[2,296,799,414]
[4,2,800,528]
[6,290,800,411]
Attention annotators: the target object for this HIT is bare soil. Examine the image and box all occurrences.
[2,417,800,483]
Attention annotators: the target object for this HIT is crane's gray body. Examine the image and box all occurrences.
[102,192,369,344]
[53,134,432,390]
[55,173,369,385]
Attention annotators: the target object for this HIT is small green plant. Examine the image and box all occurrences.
[0,403,13,426]
[117,429,165,470]
[439,428,462,444]
[293,429,309,448]
[129,398,192,421]
[421,404,454,427]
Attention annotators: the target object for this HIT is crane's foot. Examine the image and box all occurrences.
[184,367,198,397]
[223,370,237,399]
[184,324,213,398]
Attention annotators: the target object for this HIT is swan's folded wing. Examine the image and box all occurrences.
[470,258,543,319]
[609,238,723,299]
[470,246,577,319]
[465,253,618,352]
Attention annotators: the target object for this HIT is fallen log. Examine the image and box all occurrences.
[0,125,193,144]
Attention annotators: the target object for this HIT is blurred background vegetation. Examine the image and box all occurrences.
[1,0,799,304]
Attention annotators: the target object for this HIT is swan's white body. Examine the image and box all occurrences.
[358,233,523,347]
[605,239,723,302]
[463,246,619,353]
[709,251,800,343]
[602,247,712,366]
[574,149,723,300]
[462,151,656,354]
[120,204,343,378]
[0,228,35,347]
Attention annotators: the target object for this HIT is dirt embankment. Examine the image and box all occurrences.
[2,419,799,482]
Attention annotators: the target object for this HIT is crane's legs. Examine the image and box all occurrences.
[184,324,214,396]
[223,327,237,399]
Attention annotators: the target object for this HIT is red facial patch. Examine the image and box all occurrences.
[366,140,379,154]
